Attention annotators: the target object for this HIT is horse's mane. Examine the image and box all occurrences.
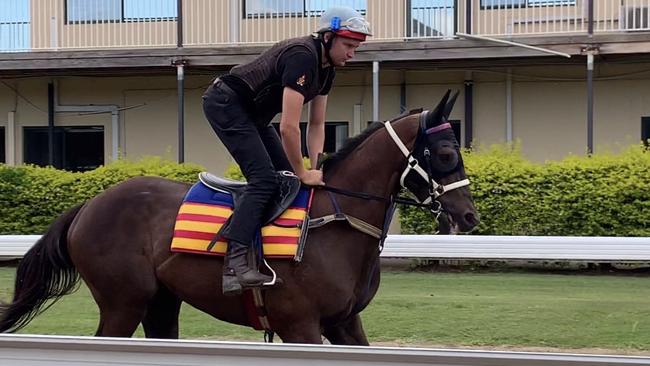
[321,109,421,173]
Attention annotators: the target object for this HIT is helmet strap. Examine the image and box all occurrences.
[322,32,335,66]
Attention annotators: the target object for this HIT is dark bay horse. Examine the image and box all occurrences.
[0,91,478,344]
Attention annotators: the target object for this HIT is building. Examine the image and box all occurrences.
[1,0,650,174]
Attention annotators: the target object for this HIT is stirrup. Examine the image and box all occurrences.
[261,259,279,286]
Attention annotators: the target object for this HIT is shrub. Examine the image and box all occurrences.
[0,157,203,234]
[401,144,650,236]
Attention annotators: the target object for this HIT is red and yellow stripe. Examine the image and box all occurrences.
[170,202,306,258]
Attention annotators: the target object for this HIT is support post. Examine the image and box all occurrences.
[506,69,512,143]
[587,53,594,155]
[372,61,380,122]
[464,75,473,149]
[47,82,55,166]
[177,0,183,47]
[174,60,187,163]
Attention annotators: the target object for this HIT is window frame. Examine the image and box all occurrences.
[23,125,105,172]
[242,0,367,19]
[64,0,177,25]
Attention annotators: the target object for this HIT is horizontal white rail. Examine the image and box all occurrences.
[2,235,649,261]
[382,235,650,261]
[1,334,649,366]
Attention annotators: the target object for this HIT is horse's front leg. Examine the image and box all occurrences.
[322,313,369,346]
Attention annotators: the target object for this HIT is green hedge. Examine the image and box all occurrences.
[0,157,203,235]
[3,147,648,237]
[400,144,650,236]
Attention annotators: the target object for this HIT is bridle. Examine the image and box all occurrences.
[384,110,470,209]
[309,110,471,246]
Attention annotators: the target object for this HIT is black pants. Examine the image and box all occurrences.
[202,80,292,245]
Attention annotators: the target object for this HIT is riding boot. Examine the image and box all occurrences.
[222,244,243,296]
[223,240,274,295]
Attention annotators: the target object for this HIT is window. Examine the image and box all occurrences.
[410,0,456,38]
[244,0,367,18]
[23,126,104,172]
[0,127,5,163]
[480,0,575,9]
[643,117,650,146]
[66,0,177,24]
[0,0,30,51]
[272,122,348,156]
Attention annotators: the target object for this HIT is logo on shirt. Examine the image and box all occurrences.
[296,75,306,87]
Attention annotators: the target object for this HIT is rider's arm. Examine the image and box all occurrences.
[307,95,327,169]
[281,88,324,185]
[280,87,307,177]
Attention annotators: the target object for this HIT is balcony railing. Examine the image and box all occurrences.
[1,0,649,53]
[474,0,650,36]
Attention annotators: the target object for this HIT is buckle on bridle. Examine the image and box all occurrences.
[429,200,442,216]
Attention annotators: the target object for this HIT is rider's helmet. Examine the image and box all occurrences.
[317,6,372,42]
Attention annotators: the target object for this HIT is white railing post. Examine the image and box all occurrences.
[50,15,57,49]
[230,0,240,43]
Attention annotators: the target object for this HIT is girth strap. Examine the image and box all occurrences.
[307,191,383,239]
[307,213,382,239]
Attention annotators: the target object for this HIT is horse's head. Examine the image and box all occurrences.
[397,91,479,233]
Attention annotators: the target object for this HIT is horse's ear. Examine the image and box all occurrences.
[427,90,451,127]
[443,91,460,121]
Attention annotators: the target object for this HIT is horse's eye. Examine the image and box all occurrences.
[433,143,458,172]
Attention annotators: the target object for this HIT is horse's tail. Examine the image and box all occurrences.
[0,204,84,333]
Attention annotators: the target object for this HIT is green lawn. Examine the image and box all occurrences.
[1,268,650,352]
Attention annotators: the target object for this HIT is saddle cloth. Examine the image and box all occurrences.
[170,180,313,258]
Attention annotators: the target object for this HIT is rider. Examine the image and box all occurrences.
[202,6,372,295]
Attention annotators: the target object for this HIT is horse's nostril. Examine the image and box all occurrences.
[465,212,479,226]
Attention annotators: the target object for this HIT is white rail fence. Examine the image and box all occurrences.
[2,235,649,261]
[1,334,650,366]
[2,0,650,52]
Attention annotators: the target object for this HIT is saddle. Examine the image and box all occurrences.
[199,171,301,227]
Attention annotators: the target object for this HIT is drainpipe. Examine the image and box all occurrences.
[176,0,183,48]
[464,72,473,149]
[7,111,15,166]
[465,0,472,34]
[506,69,513,143]
[48,82,55,166]
[400,70,407,114]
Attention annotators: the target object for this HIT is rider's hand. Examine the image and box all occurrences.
[298,169,325,186]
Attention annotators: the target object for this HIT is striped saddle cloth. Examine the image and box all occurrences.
[170,179,313,259]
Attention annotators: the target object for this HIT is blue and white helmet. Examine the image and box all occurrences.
[317,6,372,41]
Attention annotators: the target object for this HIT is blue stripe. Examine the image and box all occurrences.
[183,182,310,210]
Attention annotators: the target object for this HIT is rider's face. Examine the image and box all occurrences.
[327,36,361,67]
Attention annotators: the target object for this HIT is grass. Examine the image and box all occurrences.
[1,267,650,352]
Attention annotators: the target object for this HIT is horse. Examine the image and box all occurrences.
[0,90,478,344]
